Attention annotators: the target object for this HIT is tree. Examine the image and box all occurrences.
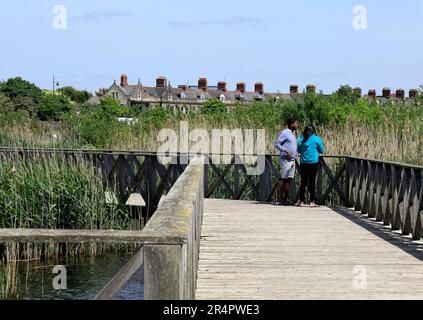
[99,96,129,117]
[38,93,73,120]
[200,99,227,115]
[0,77,43,103]
[58,86,92,104]
[12,96,37,115]
[335,85,361,104]
[0,93,14,113]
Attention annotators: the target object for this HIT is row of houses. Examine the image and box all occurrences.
[85,74,420,110]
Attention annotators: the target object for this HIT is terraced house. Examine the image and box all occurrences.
[86,74,420,112]
[87,74,298,111]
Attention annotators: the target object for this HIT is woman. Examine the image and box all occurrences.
[297,124,325,207]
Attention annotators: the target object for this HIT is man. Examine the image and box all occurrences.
[274,118,299,205]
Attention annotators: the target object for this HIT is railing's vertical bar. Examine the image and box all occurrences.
[392,166,402,230]
[317,158,324,205]
[367,162,376,218]
[410,169,422,240]
[401,168,412,236]
[344,157,351,208]
[234,155,240,200]
[374,163,383,222]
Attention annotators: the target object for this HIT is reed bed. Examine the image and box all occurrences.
[0,153,135,299]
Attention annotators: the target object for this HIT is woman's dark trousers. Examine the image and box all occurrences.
[299,163,319,203]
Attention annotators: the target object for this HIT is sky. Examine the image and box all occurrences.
[0,0,422,94]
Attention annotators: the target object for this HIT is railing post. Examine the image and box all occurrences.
[259,155,270,202]
[144,243,185,300]
[344,158,352,207]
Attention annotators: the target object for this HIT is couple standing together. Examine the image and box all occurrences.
[274,118,325,207]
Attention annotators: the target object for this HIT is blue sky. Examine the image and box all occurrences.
[0,0,422,93]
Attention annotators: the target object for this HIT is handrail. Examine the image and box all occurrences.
[1,146,421,169]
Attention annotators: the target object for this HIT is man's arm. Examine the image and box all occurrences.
[274,132,287,153]
[275,132,291,159]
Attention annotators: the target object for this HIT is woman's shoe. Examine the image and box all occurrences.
[310,202,320,208]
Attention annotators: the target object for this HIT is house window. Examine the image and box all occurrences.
[181,92,187,99]
[112,92,119,99]
[220,94,225,102]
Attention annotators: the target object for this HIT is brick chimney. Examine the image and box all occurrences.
[396,89,405,100]
[409,89,418,99]
[306,84,316,94]
[198,78,208,91]
[254,82,264,94]
[236,82,246,93]
[382,87,391,98]
[290,85,299,94]
[368,89,376,98]
[120,74,128,87]
[218,81,227,92]
[156,76,167,88]
[354,87,362,96]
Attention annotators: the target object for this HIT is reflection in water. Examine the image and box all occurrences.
[19,254,144,300]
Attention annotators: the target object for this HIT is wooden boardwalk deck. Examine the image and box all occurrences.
[196,199,423,300]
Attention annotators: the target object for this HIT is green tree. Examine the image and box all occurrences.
[0,93,14,113]
[58,86,92,104]
[334,85,361,104]
[12,96,37,115]
[38,93,73,120]
[0,77,43,103]
[200,99,227,115]
[99,96,129,117]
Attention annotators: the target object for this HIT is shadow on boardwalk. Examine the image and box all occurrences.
[332,207,423,262]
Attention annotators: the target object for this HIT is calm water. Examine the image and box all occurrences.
[17,254,144,300]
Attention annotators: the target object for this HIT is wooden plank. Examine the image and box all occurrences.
[196,199,423,300]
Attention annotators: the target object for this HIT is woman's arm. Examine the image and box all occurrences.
[317,137,325,154]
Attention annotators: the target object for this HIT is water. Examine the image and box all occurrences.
[16,254,144,300]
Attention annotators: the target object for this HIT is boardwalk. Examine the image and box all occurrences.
[196,199,423,300]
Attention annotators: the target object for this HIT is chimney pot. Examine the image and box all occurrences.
[396,89,405,100]
[120,74,128,87]
[290,84,299,94]
[156,76,167,88]
[409,89,418,99]
[368,89,376,98]
[306,84,316,94]
[254,82,264,94]
[237,82,246,93]
[382,87,391,98]
[218,81,227,92]
[198,78,208,91]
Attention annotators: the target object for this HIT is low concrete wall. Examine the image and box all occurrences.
[142,156,204,300]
